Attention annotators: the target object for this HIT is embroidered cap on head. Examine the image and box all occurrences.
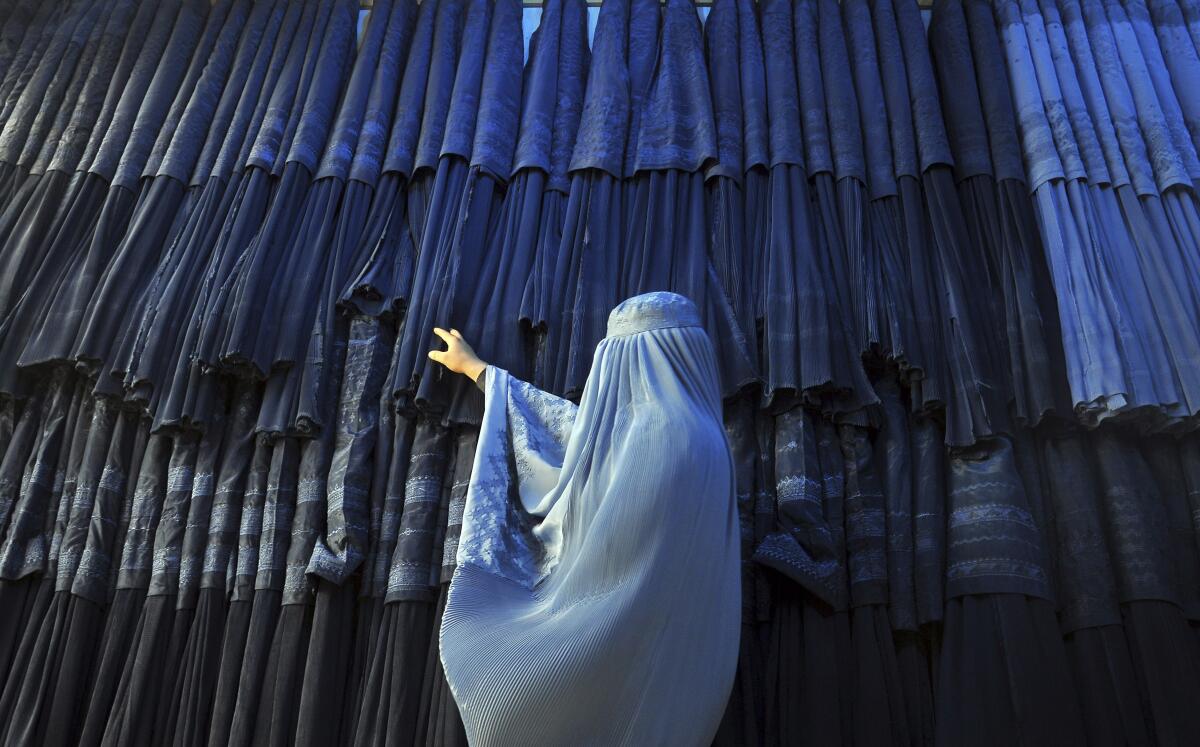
[605,292,703,338]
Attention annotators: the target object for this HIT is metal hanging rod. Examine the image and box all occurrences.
[357,0,934,11]
[358,1,715,5]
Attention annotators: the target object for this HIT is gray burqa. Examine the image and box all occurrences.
[440,291,742,745]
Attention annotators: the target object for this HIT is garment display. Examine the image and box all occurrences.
[1,0,1200,744]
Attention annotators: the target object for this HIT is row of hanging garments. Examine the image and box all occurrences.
[0,0,1197,745]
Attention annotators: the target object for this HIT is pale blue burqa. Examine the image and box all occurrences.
[440,292,742,745]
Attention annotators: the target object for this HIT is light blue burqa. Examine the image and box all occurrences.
[440,292,742,746]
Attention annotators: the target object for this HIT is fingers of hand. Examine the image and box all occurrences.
[450,328,463,340]
[432,327,454,345]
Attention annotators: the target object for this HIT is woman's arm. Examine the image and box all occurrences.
[427,325,577,435]
[430,326,577,521]
[428,327,487,383]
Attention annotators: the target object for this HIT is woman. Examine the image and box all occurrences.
[428,291,742,746]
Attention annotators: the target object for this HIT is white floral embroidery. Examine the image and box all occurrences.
[457,369,577,589]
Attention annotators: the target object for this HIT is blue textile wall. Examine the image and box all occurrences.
[0,1,1198,745]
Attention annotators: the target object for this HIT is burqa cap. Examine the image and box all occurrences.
[605,291,703,338]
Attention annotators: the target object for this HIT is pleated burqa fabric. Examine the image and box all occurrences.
[0,379,83,737]
[867,0,954,419]
[755,408,856,747]
[385,0,512,421]
[352,416,454,747]
[525,0,650,400]
[929,0,1070,429]
[490,0,588,387]
[893,0,1011,447]
[1034,425,1150,747]
[340,0,443,325]
[1091,427,1200,744]
[935,435,1087,746]
[702,3,768,744]
[204,432,273,747]
[357,3,527,742]
[702,0,763,392]
[333,6,449,744]
[616,0,757,400]
[0,0,96,212]
[804,0,880,420]
[287,5,420,746]
[994,0,1190,426]
[198,0,356,409]
[182,0,338,417]
[754,0,873,417]
[842,0,932,393]
[440,292,741,746]
[332,5,468,746]
[67,0,233,377]
[395,0,525,425]
[162,382,260,747]
[3,0,1200,744]
[0,11,247,747]
[119,0,293,417]
[157,0,321,431]
[0,0,166,394]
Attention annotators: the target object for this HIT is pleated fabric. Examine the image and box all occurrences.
[0,0,1199,744]
[440,292,741,746]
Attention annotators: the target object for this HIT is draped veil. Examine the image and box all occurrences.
[439,291,742,746]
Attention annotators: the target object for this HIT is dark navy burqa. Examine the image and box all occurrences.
[701,3,770,744]
[499,0,589,387]
[1,1,1200,746]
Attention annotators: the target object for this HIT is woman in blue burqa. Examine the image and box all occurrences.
[427,291,742,745]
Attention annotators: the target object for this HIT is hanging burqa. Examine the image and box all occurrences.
[438,291,741,746]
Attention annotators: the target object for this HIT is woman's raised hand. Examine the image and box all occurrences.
[428,327,487,382]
